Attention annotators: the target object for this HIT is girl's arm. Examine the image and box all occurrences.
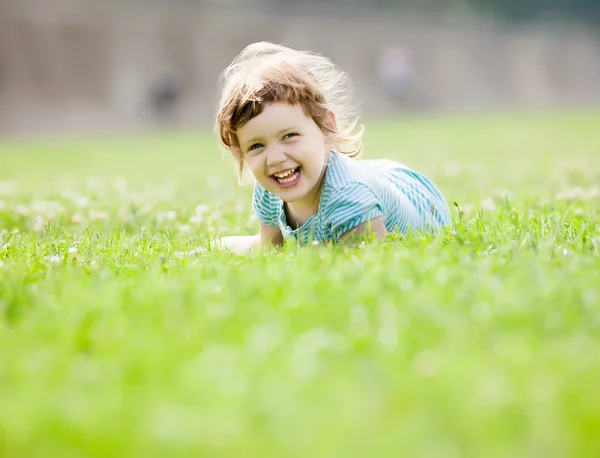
[217,223,283,255]
[259,223,284,248]
[340,217,387,242]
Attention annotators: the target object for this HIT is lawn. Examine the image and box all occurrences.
[1,112,599,457]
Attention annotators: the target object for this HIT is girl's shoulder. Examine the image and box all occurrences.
[324,150,407,191]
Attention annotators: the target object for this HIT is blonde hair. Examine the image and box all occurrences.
[215,41,364,182]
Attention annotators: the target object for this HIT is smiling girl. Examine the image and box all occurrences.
[215,42,451,254]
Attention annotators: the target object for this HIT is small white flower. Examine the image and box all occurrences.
[68,247,78,255]
[85,177,103,190]
[45,255,61,265]
[113,178,128,192]
[174,247,205,259]
[557,187,586,201]
[493,189,513,199]
[157,211,177,224]
[0,181,16,196]
[312,240,319,247]
[189,215,202,225]
[481,198,497,212]
[195,204,210,215]
[75,196,90,208]
[32,216,45,232]
[89,210,108,220]
[118,207,133,222]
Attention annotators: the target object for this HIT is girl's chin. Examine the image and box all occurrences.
[272,187,306,202]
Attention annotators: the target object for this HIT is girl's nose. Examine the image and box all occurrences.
[266,146,287,167]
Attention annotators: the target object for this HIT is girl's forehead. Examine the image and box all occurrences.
[238,103,310,135]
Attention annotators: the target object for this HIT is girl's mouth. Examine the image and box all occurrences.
[272,167,301,188]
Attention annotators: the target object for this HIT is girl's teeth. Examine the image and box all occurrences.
[275,168,296,178]
[277,169,299,183]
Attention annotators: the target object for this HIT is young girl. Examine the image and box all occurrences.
[215,42,451,254]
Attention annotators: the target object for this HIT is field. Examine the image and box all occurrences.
[1,112,599,457]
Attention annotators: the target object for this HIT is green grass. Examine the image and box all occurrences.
[1,112,599,457]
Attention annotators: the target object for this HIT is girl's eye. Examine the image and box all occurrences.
[283,133,298,140]
[247,143,263,153]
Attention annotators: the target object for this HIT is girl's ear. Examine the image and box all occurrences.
[324,110,337,133]
[323,110,337,146]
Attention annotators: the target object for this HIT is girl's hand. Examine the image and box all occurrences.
[216,234,261,255]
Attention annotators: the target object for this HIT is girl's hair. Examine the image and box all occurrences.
[215,41,364,182]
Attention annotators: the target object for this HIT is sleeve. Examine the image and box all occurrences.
[323,182,384,240]
[252,181,280,226]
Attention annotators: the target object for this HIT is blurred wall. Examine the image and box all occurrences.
[1,2,600,137]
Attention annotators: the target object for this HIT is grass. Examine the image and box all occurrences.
[1,111,599,457]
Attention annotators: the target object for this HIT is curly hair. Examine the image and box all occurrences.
[215,41,364,182]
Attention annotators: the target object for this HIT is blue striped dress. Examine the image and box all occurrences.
[252,150,451,244]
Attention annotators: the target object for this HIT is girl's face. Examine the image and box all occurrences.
[236,102,331,207]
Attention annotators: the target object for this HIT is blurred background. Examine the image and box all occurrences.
[1,0,599,138]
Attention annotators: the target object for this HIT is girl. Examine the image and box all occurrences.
[215,42,451,254]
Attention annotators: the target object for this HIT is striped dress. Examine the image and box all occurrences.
[252,150,451,244]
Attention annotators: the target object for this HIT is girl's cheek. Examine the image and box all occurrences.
[249,158,266,174]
